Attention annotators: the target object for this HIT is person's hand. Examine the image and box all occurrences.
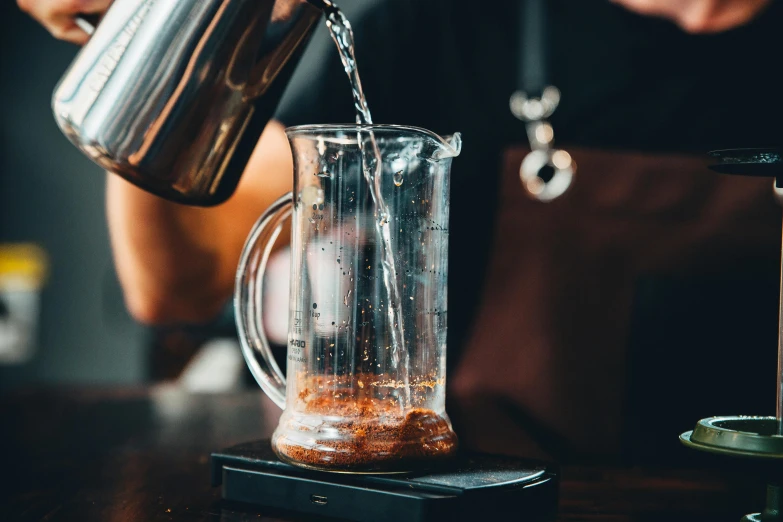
[612,0,772,33]
[17,0,112,44]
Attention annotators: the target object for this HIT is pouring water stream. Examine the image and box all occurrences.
[324,4,411,407]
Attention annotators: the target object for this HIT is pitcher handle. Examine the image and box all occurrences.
[235,193,293,409]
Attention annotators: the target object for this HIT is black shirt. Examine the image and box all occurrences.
[276,0,783,361]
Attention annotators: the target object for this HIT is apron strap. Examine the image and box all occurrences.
[512,0,573,201]
[518,0,548,96]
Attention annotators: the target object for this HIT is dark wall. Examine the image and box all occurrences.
[1,3,147,388]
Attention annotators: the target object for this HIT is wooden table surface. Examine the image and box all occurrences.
[0,387,767,521]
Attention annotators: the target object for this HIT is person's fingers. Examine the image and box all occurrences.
[43,9,90,43]
[611,0,772,34]
[17,0,112,43]
[51,22,92,45]
[44,0,112,15]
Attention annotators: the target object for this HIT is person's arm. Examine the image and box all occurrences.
[106,121,293,325]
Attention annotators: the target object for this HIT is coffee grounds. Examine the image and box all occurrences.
[274,395,458,471]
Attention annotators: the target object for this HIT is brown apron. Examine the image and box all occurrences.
[449,146,781,462]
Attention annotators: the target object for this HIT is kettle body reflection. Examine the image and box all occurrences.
[52,0,323,206]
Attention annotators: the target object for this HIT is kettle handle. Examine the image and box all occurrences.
[235,193,293,409]
[74,14,101,36]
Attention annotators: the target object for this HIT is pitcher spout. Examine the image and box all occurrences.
[392,125,461,160]
[433,132,462,160]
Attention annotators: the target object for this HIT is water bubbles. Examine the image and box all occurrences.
[393,170,404,187]
[327,8,411,406]
[301,186,325,208]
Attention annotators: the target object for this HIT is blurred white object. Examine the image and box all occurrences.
[263,247,291,345]
[178,338,245,392]
[0,245,48,364]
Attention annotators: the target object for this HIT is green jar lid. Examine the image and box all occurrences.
[680,416,783,459]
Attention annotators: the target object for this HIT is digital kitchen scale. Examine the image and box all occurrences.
[211,440,559,522]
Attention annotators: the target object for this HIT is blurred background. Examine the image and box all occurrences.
[0,0,378,392]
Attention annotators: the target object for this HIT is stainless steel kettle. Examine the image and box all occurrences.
[52,0,327,206]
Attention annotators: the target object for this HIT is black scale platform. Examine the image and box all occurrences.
[211,440,558,522]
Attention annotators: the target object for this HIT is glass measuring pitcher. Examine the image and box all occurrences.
[236,124,462,472]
